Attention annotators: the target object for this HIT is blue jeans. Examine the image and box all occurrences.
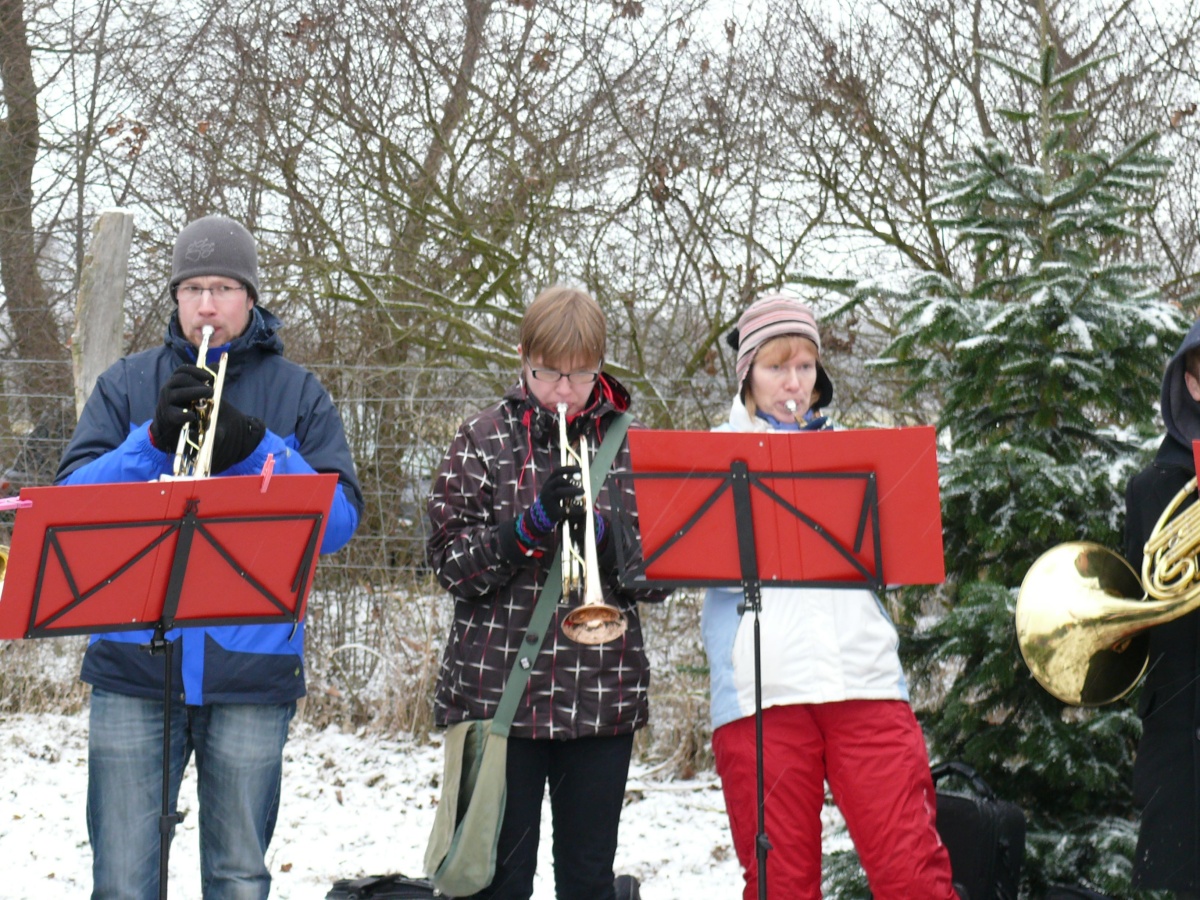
[87,688,295,900]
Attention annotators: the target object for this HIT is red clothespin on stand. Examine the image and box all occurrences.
[260,452,275,493]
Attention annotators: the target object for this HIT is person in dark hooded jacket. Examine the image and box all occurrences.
[1124,318,1200,897]
[56,215,363,899]
[427,284,668,900]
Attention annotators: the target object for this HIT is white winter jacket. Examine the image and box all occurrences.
[700,396,909,731]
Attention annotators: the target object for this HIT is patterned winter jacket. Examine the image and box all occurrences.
[427,374,669,739]
[56,305,363,706]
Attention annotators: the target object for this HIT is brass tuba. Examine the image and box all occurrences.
[556,403,627,645]
[1015,476,1200,706]
[168,325,228,480]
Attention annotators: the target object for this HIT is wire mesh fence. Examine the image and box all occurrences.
[0,360,726,769]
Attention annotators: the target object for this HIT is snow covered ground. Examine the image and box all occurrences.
[0,710,754,898]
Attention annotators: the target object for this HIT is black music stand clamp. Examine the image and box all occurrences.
[0,474,336,900]
[610,426,945,900]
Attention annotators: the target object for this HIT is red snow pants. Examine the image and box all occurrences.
[712,700,958,900]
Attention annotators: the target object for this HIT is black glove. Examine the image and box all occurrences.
[149,365,213,450]
[569,511,618,573]
[502,466,584,559]
[210,402,266,473]
[596,514,618,573]
[529,466,584,530]
[565,503,591,548]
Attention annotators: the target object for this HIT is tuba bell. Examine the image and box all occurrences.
[1016,476,1200,706]
[556,403,627,645]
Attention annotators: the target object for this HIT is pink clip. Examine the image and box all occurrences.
[260,452,275,493]
[0,497,32,511]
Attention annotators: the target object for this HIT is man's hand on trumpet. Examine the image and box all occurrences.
[148,363,266,473]
[148,365,212,450]
[210,402,266,474]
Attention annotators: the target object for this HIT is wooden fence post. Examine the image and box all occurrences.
[72,209,133,420]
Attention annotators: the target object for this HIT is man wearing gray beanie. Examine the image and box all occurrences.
[56,214,364,899]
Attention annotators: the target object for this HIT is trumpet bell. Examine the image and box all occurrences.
[1015,541,1149,706]
[555,402,629,645]
[561,604,627,645]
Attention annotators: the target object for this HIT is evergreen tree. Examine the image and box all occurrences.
[830,40,1186,898]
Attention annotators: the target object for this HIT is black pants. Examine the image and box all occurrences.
[466,732,635,900]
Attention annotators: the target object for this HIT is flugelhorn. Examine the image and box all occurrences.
[556,403,627,644]
[1015,476,1200,706]
[169,325,228,480]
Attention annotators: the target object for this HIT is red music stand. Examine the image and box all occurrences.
[613,426,945,900]
[0,472,337,900]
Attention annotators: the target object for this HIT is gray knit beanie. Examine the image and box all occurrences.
[170,215,259,302]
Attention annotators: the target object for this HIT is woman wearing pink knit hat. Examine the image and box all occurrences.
[700,293,958,899]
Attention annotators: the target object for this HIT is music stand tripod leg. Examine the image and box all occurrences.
[751,612,772,900]
[144,499,199,900]
[144,627,183,900]
[730,461,771,900]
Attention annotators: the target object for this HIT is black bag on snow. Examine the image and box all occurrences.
[325,871,640,899]
[932,760,1026,900]
[325,873,439,899]
[614,874,642,900]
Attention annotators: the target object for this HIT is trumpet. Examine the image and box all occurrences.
[169,325,228,480]
[1016,476,1200,706]
[556,403,627,644]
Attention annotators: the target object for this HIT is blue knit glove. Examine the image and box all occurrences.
[520,466,581,537]
[501,466,581,558]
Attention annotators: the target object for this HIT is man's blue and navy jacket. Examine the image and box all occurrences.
[56,305,363,706]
